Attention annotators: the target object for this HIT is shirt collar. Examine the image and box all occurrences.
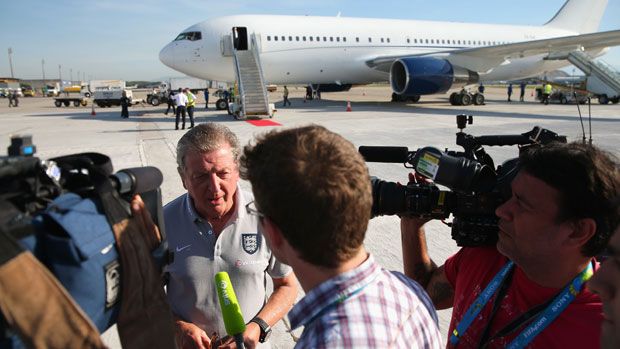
[288,253,380,330]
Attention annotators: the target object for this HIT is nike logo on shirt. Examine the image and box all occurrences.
[176,244,191,252]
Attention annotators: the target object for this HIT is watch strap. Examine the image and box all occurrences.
[250,316,271,343]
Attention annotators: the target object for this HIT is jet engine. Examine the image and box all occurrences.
[390,57,479,96]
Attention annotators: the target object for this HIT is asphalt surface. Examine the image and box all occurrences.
[2,86,619,348]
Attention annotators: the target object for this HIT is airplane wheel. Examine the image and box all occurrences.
[215,99,228,110]
[409,95,420,103]
[473,93,485,105]
[449,92,460,105]
[599,95,609,104]
[460,93,472,106]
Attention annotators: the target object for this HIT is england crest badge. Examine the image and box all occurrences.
[242,233,259,254]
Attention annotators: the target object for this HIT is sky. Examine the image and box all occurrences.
[0,0,618,81]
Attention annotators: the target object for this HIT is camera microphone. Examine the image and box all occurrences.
[215,271,246,349]
[111,166,163,196]
[358,146,409,163]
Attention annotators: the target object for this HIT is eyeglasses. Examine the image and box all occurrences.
[245,200,265,218]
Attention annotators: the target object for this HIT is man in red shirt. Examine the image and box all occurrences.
[402,142,620,348]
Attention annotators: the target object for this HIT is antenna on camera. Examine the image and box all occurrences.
[574,92,593,145]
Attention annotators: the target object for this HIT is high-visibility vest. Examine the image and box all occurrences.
[544,84,552,94]
[186,92,196,107]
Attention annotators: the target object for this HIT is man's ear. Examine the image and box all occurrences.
[177,167,187,190]
[566,218,597,248]
[262,218,285,248]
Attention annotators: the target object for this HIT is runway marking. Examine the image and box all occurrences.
[245,119,282,127]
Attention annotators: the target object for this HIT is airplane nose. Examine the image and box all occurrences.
[159,43,175,69]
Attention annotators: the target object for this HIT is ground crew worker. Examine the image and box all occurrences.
[282,85,291,106]
[542,83,553,105]
[185,88,196,129]
[204,88,209,109]
[120,91,130,118]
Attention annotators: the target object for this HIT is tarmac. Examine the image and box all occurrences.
[1,85,619,348]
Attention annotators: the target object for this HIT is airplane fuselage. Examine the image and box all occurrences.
[160,14,604,87]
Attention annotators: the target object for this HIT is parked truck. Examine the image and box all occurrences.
[91,80,132,107]
[146,77,209,106]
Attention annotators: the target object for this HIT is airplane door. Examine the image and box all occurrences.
[232,27,248,51]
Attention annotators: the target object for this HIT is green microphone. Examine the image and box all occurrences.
[215,271,246,349]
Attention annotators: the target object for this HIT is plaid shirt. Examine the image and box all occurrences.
[289,254,443,348]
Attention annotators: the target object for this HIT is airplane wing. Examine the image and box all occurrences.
[366,29,620,74]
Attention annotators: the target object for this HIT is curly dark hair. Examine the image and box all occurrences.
[519,142,620,257]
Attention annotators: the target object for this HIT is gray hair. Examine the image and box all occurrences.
[176,123,240,171]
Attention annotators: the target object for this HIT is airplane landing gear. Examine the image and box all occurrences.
[450,90,484,106]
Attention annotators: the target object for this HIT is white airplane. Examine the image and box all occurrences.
[159,0,620,104]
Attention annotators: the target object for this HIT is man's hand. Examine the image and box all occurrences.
[130,194,162,250]
[215,321,261,349]
[175,320,211,349]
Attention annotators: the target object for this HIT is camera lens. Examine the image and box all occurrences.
[370,177,406,216]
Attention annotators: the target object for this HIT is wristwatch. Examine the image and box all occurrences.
[250,316,272,343]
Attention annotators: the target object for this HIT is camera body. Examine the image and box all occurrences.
[360,115,566,247]
[0,135,168,339]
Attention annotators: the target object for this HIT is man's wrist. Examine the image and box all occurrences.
[249,316,272,343]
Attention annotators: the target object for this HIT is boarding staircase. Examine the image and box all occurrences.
[231,34,272,119]
[567,51,620,103]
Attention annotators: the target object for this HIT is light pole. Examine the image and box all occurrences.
[42,59,46,83]
[77,70,80,83]
[8,48,15,78]
[70,68,73,83]
[59,64,62,82]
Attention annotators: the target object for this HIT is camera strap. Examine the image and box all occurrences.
[94,176,176,349]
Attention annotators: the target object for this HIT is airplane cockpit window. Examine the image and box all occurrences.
[174,31,202,41]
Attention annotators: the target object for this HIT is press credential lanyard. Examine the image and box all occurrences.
[450,261,593,348]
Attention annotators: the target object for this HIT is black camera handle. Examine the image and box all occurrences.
[455,126,567,168]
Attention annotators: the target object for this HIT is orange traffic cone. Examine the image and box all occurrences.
[91,102,96,116]
[346,101,352,112]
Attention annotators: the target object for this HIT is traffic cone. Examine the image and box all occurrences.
[91,101,96,116]
[346,101,352,112]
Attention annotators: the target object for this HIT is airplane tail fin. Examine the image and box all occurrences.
[544,0,608,34]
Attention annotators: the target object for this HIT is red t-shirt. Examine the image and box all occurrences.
[444,247,602,348]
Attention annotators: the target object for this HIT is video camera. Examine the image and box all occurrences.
[0,135,168,339]
[359,115,566,247]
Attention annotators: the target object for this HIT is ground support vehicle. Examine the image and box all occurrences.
[146,77,209,106]
[53,97,88,107]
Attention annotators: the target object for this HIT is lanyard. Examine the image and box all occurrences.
[450,260,515,346]
[450,260,594,348]
[506,262,593,349]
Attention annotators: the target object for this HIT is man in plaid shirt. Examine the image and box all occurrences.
[241,125,442,348]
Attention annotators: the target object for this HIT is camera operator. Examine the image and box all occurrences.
[402,142,620,348]
[241,125,442,348]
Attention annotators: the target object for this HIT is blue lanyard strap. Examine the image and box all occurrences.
[450,260,594,348]
[450,260,515,345]
[506,262,593,349]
